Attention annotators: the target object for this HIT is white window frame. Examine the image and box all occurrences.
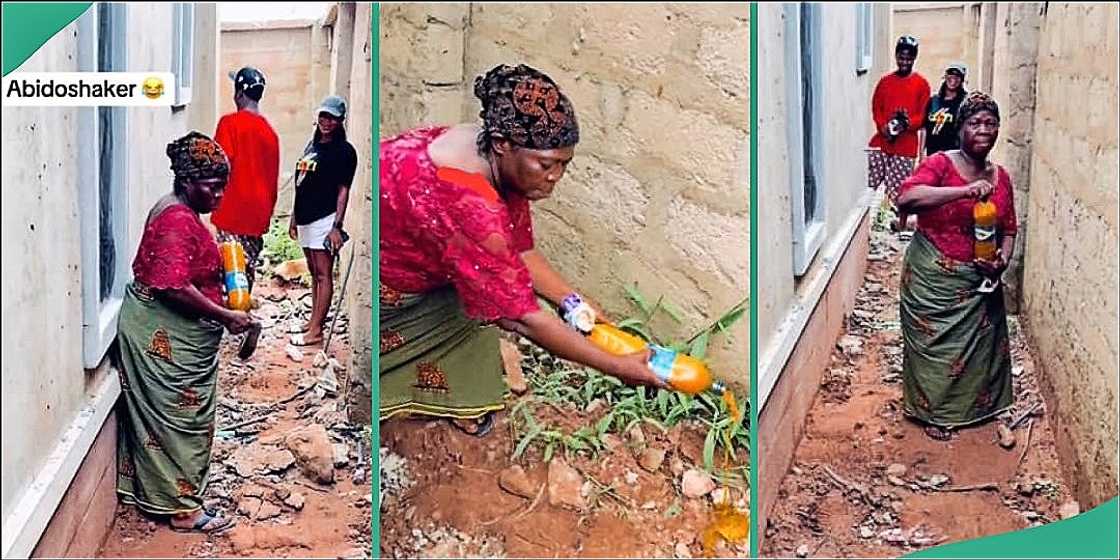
[77,3,130,368]
[172,2,194,106]
[855,3,874,74]
[784,2,826,276]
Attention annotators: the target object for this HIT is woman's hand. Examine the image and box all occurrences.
[613,349,668,389]
[974,250,1008,278]
[326,228,345,254]
[223,310,257,335]
[965,179,995,200]
[288,219,298,241]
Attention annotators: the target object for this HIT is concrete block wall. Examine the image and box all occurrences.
[345,3,374,424]
[379,3,750,386]
[893,3,982,86]
[1021,2,1119,509]
[989,3,1043,311]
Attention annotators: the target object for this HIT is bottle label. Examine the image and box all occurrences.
[647,345,676,383]
[225,271,249,291]
[974,225,996,241]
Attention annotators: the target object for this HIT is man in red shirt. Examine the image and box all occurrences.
[867,36,931,232]
[212,66,281,292]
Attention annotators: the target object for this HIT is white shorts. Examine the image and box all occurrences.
[297,213,335,250]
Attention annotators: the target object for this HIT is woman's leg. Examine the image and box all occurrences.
[304,249,335,343]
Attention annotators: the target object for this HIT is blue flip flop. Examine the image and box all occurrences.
[170,509,235,534]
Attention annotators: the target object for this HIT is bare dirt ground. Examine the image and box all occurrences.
[379,338,750,559]
[762,223,1079,558]
[99,278,371,559]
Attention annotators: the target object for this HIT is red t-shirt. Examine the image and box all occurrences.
[211,110,280,236]
[868,71,931,157]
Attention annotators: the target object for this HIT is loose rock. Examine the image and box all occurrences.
[237,497,262,517]
[333,443,350,467]
[498,465,538,500]
[285,424,336,484]
[886,463,908,478]
[547,458,586,510]
[283,493,305,511]
[639,447,667,473]
[681,469,716,498]
[256,501,282,520]
[500,339,528,394]
[675,542,693,558]
[795,544,810,557]
[1059,501,1080,520]
[997,424,1016,449]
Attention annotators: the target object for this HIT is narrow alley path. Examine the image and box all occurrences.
[762,216,1078,558]
[99,278,371,559]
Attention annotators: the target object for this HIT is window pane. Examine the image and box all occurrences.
[98,106,116,301]
[800,3,818,224]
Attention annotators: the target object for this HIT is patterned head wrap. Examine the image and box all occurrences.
[166,131,230,180]
[957,91,1001,125]
[474,64,580,152]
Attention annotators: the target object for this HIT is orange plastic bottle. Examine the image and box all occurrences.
[973,199,998,262]
[587,324,725,395]
[219,240,251,311]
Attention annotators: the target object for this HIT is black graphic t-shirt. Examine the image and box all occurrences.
[293,139,358,225]
[924,93,966,155]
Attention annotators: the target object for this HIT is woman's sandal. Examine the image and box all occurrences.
[448,412,496,438]
[924,425,953,441]
[170,509,235,534]
[289,333,323,347]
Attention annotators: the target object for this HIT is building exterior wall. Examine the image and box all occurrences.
[755,1,891,541]
[344,3,374,424]
[1021,1,1119,509]
[0,4,218,556]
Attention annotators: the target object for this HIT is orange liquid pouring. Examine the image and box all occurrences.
[700,389,749,557]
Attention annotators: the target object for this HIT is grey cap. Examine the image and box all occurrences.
[317,95,347,119]
[945,62,967,77]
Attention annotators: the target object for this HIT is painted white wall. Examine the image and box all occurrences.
[1,4,217,556]
[757,2,885,409]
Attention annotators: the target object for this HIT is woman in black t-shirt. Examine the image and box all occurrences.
[288,95,358,346]
[921,63,968,161]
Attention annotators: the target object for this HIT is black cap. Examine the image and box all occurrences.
[896,35,919,53]
[228,66,266,98]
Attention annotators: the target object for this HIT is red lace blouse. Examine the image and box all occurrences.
[132,204,224,306]
[379,126,539,322]
[898,152,1018,262]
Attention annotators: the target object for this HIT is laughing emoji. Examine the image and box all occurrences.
[142,76,164,99]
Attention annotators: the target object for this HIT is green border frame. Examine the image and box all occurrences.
[370,3,381,556]
[749,2,760,558]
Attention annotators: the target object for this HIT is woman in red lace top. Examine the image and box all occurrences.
[116,132,256,533]
[380,64,663,436]
[895,92,1018,441]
